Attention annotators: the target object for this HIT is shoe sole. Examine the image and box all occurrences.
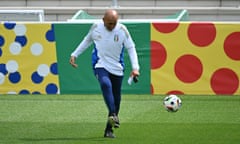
[104,130,116,138]
[104,134,116,138]
[108,116,120,128]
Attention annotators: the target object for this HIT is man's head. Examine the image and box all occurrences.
[103,9,119,31]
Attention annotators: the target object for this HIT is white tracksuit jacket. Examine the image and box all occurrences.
[71,21,140,76]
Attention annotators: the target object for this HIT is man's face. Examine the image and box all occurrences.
[103,17,117,31]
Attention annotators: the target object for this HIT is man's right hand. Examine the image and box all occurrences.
[69,56,78,68]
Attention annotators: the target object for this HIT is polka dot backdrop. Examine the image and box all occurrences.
[151,22,240,95]
[0,22,59,94]
[1,22,239,95]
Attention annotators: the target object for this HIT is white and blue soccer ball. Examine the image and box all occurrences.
[163,94,182,112]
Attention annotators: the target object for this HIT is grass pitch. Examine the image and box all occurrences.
[0,95,239,144]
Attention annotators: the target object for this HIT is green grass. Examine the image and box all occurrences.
[0,95,239,144]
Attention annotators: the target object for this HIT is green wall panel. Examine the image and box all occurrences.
[54,23,150,94]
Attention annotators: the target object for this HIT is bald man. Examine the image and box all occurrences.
[69,9,140,138]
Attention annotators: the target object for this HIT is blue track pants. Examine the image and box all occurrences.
[94,68,123,116]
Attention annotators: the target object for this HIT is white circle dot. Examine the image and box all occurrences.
[14,24,26,36]
[0,73,5,84]
[6,60,18,73]
[31,43,43,56]
[9,42,22,55]
[7,91,17,94]
[37,64,49,77]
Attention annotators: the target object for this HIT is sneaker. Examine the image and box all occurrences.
[108,115,120,128]
[104,130,116,138]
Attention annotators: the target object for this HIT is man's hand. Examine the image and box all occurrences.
[69,56,78,68]
[128,70,140,85]
[131,69,140,83]
[131,69,140,77]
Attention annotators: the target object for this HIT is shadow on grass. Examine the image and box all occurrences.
[19,137,109,142]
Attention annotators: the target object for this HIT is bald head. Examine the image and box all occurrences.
[104,9,118,20]
[103,9,119,31]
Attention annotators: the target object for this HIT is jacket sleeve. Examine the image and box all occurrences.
[122,25,140,71]
[71,24,96,58]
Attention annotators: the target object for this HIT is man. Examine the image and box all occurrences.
[69,9,140,138]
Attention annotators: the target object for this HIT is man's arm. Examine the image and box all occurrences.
[122,25,140,76]
[69,24,96,68]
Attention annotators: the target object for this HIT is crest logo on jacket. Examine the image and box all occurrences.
[114,34,119,42]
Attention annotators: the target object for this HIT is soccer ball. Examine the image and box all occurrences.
[163,94,182,112]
